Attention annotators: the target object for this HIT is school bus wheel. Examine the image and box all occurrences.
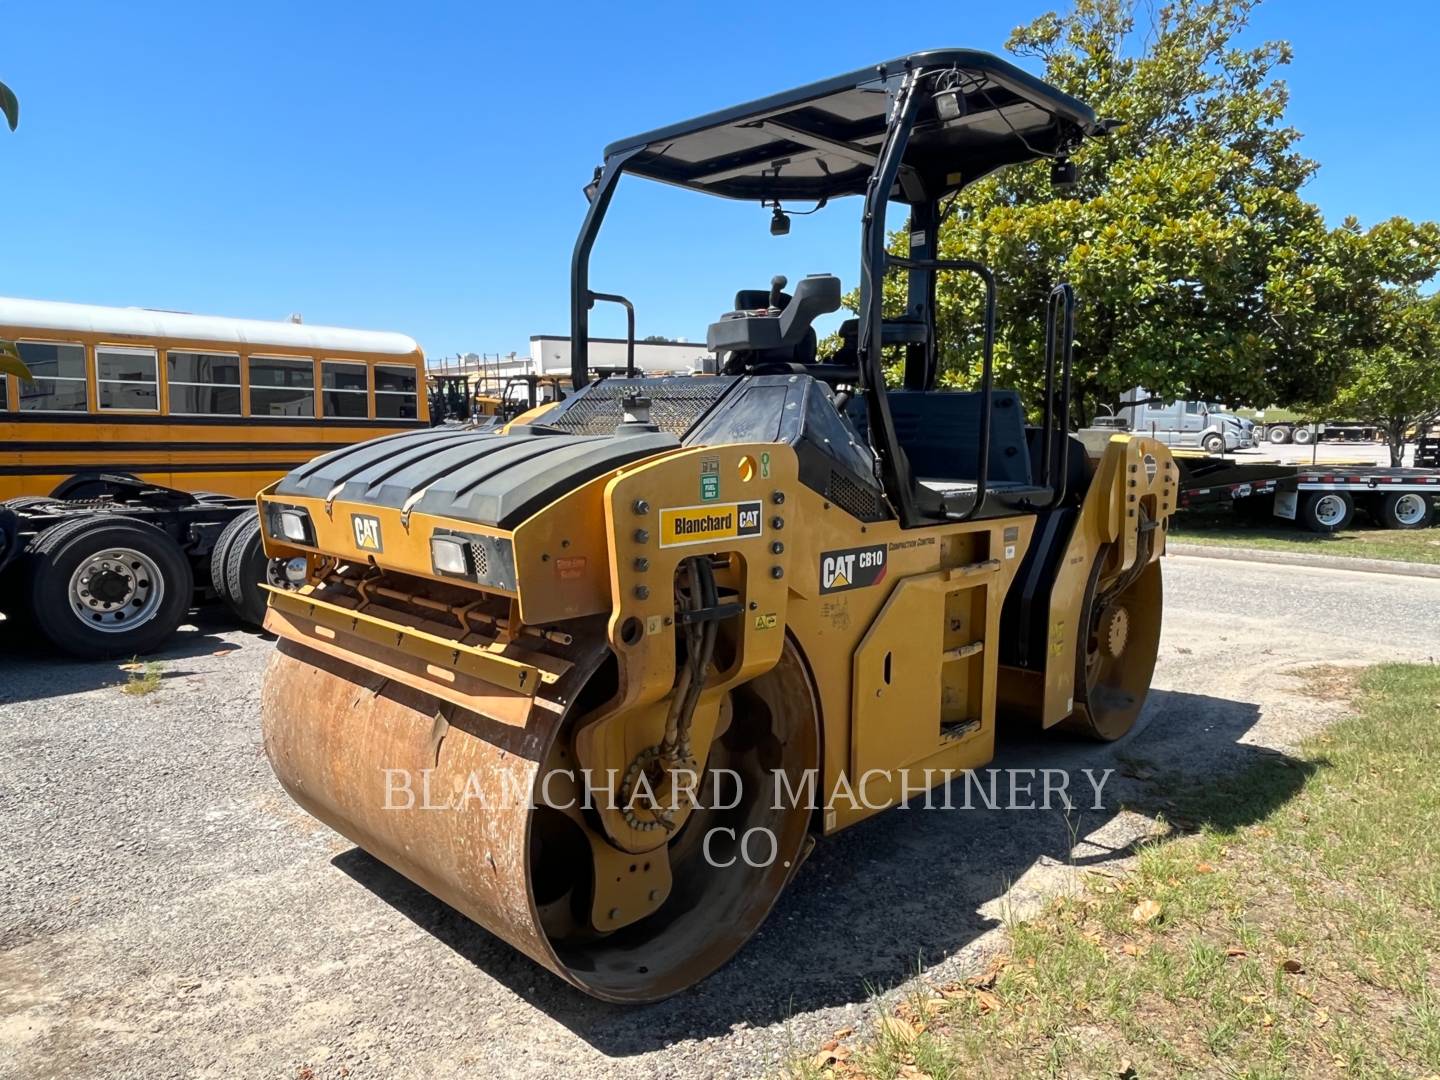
[27,516,193,659]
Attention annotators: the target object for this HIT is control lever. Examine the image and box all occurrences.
[767,275,787,313]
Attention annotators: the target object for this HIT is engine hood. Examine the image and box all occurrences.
[274,423,679,529]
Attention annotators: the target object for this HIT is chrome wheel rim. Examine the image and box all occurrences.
[1393,494,1427,526]
[1314,495,1347,527]
[67,547,165,633]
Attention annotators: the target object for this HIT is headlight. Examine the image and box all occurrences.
[430,535,471,577]
[265,503,314,546]
[429,529,517,589]
[279,511,308,542]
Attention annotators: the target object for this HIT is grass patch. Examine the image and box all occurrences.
[789,664,1440,1079]
[120,659,164,696]
[1171,508,1440,565]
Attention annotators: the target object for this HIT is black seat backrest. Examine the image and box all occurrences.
[846,390,1033,485]
[1025,428,1091,503]
[735,287,790,310]
[825,317,930,368]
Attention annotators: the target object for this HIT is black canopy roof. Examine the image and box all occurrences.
[604,49,1104,205]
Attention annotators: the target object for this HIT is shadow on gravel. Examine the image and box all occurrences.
[332,687,1311,1058]
[0,606,268,702]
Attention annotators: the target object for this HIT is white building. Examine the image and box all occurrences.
[529,335,717,377]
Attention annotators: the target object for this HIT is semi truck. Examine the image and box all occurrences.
[1112,390,1256,453]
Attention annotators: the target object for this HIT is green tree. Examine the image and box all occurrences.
[881,0,1440,422]
[1329,293,1440,466]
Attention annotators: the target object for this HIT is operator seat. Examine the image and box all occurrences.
[825,315,929,367]
[707,274,842,372]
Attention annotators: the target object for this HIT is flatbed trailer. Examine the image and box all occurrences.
[1256,420,1383,446]
[0,476,290,657]
[1175,455,1439,532]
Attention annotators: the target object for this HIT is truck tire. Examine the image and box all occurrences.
[1202,433,1224,453]
[222,513,273,628]
[0,508,29,642]
[1377,492,1434,530]
[1298,491,1353,533]
[1267,426,1290,445]
[27,516,194,658]
[1292,427,1314,446]
[210,511,254,605]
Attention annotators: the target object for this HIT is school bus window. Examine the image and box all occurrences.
[375,364,418,420]
[322,360,368,419]
[167,351,242,416]
[250,356,315,418]
[17,341,87,412]
[96,346,160,412]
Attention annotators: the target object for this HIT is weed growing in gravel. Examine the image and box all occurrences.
[121,659,164,696]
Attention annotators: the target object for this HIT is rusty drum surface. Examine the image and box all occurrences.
[261,637,604,981]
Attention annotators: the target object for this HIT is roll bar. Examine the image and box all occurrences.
[569,57,1097,521]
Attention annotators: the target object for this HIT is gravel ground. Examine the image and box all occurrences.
[2,556,1437,1080]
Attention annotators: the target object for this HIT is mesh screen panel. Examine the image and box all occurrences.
[544,378,736,438]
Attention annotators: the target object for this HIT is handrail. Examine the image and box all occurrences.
[587,291,637,377]
[1035,282,1076,508]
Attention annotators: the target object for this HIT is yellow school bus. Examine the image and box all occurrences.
[0,297,428,500]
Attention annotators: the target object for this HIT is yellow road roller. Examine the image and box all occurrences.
[256,50,1176,1002]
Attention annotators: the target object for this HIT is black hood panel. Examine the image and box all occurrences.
[274,425,678,528]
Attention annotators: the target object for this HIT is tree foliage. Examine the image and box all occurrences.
[1329,292,1440,465]
[883,0,1440,421]
[0,80,16,132]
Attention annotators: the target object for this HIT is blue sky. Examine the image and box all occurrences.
[2,1,1436,362]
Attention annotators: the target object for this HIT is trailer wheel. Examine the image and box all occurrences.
[222,513,275,627]
[28,516,193,658]
[1299,491,1353,533]
[1378,492,1434,530]
[1267,426,1290,445]
[1292,427,1314,446]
